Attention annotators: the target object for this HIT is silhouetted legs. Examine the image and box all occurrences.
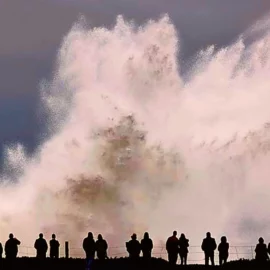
[205,252,215,266]
[168,252,178,265]
[219,255,228,265]
[180,253,187,265]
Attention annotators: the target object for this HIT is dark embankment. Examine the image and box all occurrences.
[0,257,270,270]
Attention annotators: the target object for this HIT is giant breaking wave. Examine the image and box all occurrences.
[1,14,270,256]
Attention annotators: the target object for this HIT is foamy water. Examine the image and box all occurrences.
[1,14,270,259]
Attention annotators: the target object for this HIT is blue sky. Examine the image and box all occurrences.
[0,0,270,162]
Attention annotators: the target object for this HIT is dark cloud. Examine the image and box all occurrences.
[1,0,270,56]
[0,0,270,160]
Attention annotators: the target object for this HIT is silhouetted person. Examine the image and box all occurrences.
[166,231,179,265]
[126,234,141,259]
[95,234,108,260]
[34,233,48,259]
[5,233,21,259]
[201,232,217,266]
[255,237,269,263]
[50,234,60,259]
[0,242,2,259]
[218,236,229,265]
[179,233,189,265]
[141,232,153,259]
[83,232,96,260]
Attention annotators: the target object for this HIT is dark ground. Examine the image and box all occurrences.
[0,257,270,270]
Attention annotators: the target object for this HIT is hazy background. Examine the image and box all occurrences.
[0,0,270,163]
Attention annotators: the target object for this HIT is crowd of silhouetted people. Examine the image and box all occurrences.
[0,233,60,260]
[1,231,270,266]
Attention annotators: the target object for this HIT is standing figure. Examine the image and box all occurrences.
[95,234,108,260]
[50,234,60,259]
[5,233,21,259]
[201,232,217,266]
[83,232,96,260]
[34,233,48,259]
[166,231,179,265]
[126,234,141,259]
[218,236,229,265]
[178,233,189,265]
[255,237,268,263]
[141,232,153,259]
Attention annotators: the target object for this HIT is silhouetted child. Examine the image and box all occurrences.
[179,233,189,265]
[141,232,153,259]
[95,234,108,260]
[50,234,60,259]
[201,232,217,266]
[166,231,179,265]
[218,236,229,265]
[126,234,141,259]
[5,233,21,259]
[83,232,96,260]
[255,237,269,263]
[34,233,48,259]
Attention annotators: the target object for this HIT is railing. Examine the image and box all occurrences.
[16,245,256,264]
